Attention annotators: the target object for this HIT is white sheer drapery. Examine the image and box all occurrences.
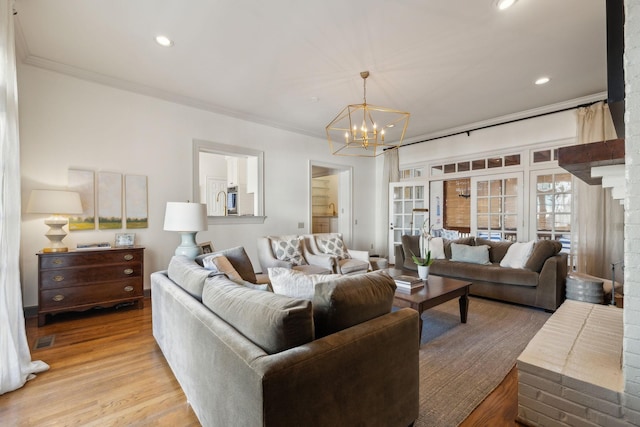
[573,101,624,279]
[375,149,399,256]
[0,0,49,395]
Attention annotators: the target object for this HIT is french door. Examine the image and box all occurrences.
[471,172,523,241]
[388,182,428,264]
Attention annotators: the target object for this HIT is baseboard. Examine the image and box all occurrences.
[24,305,38,318]
[23,288,152,319]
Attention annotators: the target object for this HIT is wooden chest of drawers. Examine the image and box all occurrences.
[37,247,144,326]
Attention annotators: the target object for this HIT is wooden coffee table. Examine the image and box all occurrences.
[389,271,471,338]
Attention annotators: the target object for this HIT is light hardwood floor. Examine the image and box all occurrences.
[1,298,520,426]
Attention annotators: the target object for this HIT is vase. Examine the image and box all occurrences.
[417,265,429,280]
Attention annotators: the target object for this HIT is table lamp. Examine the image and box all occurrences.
[27,189,83,252]
[163,202,208,259]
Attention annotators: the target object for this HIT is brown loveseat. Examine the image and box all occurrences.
[398,235,567,311]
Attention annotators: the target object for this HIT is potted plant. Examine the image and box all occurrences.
[411,220,434,280]
[410,248,432,280]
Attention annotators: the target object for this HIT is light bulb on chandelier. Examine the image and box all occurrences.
[327,71,409,157]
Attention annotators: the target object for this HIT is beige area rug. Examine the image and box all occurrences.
[415,296,551,427]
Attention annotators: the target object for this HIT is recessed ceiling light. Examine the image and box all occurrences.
[535,77,551,85]
[155,35,174,47]
[495,0,517,10]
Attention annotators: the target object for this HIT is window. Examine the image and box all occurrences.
[531,171,572,258]
[472,173,522,241]
[400,167,424,179]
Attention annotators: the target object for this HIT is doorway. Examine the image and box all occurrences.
[309,162,353,247]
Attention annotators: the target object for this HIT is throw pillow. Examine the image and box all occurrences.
[444,237,476,259]
[270,235,307,266]
[202,276,314,354]
[500,240,535,269]
[317,236,351,260]
[429,237,446,260]
[268,267,340,300]
[401,234,421,270]
[195,246,257,284]
[441,228,460,240]
[202,254,244,283]
[450,243,491,265]
[475,238,513,264]
[313,271,396,338]
[524,240,563,272]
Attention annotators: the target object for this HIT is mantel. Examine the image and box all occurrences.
[557,138,625,185]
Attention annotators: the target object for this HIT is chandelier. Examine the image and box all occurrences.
[326,71,410,157]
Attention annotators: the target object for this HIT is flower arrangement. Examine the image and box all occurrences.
[410,219,434,267]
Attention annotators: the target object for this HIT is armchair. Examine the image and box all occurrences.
[256,235,333,275]
[302,233,370,275]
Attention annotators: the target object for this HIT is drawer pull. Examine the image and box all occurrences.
[124,285,134,292]
[124,268,134,275]
[53,275,64,282]
[52,294,64,302]
[52,258,63,265]
[123,254,134,261]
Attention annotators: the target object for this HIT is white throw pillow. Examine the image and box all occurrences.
[428,237,446,260]
[268,267,340,300]
[500,240,535,269]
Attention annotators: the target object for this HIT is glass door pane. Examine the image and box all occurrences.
[389,182,428,263]
[531,170,572,266]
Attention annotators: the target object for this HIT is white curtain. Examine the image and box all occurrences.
[375,149,399,256]
[0,0,49,395]
[573,101,624,279]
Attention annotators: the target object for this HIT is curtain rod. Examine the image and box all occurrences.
[397,99,606,148]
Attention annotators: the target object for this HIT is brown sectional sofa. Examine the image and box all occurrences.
[152,254,420,427]
[398,235,568,311]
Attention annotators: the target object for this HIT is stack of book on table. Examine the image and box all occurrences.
[393,275,424,293]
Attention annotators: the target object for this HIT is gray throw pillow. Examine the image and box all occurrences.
[443,237,476,259]
[313,271,396,338]
[524,240,562,272]
[475,238,513,263]
[450,243,491,265]
[196,246,257,284]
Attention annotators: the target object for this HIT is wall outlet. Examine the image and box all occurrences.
[298,222,304,229]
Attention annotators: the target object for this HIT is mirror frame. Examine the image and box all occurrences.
[193,139,266,224]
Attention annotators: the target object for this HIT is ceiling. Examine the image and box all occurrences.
[13,0,608,144]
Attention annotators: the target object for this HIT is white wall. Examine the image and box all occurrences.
[18,65,377,308]
[398,109,577,166]
[624,0,640,423]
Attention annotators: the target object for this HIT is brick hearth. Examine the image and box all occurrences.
[516,300,624,426]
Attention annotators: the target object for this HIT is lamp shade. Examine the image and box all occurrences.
[163,202,208,232]
[27,190,83,215]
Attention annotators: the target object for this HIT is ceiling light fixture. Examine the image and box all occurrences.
[155,35,174,47]
[495,0,517,10]
[325,71,410,157]
[535,76,551,85]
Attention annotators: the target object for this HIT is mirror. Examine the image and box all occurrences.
[193,139,265,224]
